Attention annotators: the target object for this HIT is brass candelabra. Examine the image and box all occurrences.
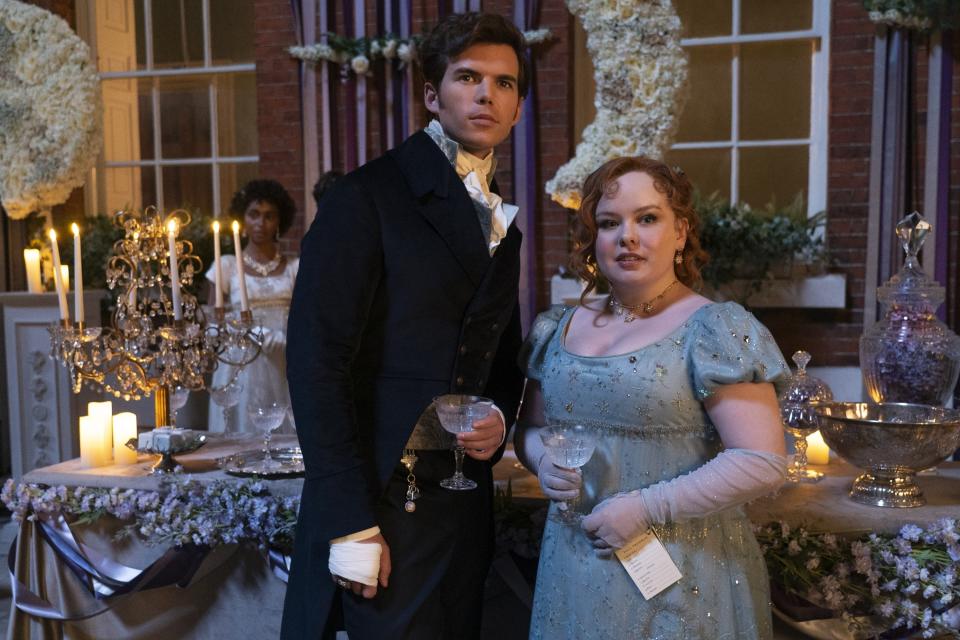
[49,207,261,426]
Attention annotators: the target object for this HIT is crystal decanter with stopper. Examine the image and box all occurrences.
[860,212,960,405]
[779,350,834,483]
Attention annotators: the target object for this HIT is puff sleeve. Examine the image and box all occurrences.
[688,302,788,400]
[518,305,568,382]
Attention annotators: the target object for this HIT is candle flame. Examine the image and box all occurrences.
[167,220,178,234]
[71,223,80,235]
[212,220,220,232]
[232,220,240,233]
[48,228,57,241]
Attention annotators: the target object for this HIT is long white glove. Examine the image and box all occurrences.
[536,453,583,504]
[582,449,786,552]
[261,329,286,354]
[329,533,382,587]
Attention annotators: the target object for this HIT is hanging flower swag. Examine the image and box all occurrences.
[545,0,688,210]
[289,28,553,78]
[2,478,298,552]
[863,0,960,31]
[756,520,960,638]
[0,0,102,220]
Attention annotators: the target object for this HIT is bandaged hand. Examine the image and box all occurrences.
[582,449,786,557]
[329,529,391,599]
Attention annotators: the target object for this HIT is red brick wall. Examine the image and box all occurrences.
[255,0,306,255]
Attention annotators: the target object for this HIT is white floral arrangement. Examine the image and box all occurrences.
[0,0,102,219]
[289,28,553,78]
[2,477,298,551]
[756,520,960,638]
[863,0,958,30]
[545,0,688,210]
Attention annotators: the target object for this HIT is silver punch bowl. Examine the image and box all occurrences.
[813,402,960,508]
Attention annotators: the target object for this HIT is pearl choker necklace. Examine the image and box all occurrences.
[609,280,680,323]
[243,252,282,276]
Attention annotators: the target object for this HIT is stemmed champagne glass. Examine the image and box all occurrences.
[210,381,243,433]
[169,386,189,427]
[247,399,288,472]
[434,394,494,491]
[540,424,597,524]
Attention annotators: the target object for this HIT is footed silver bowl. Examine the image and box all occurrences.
[813,402,960,508]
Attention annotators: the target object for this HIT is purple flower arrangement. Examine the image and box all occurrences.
[1,477,298,552]
[756,520,960,638]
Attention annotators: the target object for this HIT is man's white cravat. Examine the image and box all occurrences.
[425,119,519,254]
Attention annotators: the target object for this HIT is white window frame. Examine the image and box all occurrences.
[79,0,258,217]
[672,0,831,216]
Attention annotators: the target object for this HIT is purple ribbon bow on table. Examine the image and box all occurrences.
[8,513,209,621]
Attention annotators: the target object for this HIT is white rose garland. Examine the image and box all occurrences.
[545,0,688,210]
[0,0,102,219]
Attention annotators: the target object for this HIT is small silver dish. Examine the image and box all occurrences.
[217,446,304,478]
[813,402,960,508]
[126,434,207,474]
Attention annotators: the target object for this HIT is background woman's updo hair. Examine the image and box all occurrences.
[569,156,709,299]
[229,179,297,236]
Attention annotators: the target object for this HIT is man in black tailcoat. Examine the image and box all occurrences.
[281,12,528,639]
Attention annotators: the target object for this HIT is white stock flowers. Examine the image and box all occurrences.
[0,1,102,219]
[545,0,688,210]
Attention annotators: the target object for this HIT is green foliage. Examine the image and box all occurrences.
[698,193,826,292]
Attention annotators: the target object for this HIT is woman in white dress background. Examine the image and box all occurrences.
[206,179,299,433]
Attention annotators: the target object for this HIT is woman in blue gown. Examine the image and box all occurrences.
[515,157,788,639]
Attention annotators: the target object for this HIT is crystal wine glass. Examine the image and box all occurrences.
[247,400,288,472]
[210,381,243,433]
[169,386,190,427]
[434,394,493,491]
[540,424,597,524]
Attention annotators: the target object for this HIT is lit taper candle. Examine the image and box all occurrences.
[231,220,250,312]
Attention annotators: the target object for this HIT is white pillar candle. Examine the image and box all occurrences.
[231,220,250,312]
[167,220,183,321]
[47,229,69,321]
[87,401,114,463]
[60,265,69,293]
[79,415,111,468]
[71,223,85,321]
[23,249,42,293]
[112,412,139,465]
[806,430,830,465]
[212,220,224,309]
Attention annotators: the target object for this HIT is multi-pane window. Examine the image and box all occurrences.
[573,0,829,214]
[78,0,258,217]
[667,0,829,213]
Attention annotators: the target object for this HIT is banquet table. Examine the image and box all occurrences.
[6,435,302,640]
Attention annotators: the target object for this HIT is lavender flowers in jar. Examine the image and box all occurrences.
[860,213,960,405]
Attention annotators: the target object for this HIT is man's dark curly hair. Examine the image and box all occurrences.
[419,12,530,99]
[229,179,297,236]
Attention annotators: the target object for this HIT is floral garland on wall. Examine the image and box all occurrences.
[2,478,298,551]
[0,0,102,220]
[289,28,553,78]
[545,0,687,210]
[756,520,960,638]
[863,0,960,31]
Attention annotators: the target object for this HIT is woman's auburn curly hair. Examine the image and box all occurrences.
[569,156,709,299]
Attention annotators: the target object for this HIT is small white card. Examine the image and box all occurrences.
[615,530,683,600]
